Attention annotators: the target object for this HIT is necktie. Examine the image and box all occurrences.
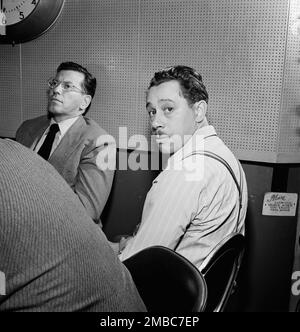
[37,124,60,160]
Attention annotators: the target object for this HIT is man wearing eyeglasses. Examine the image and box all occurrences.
[16,62,116,227]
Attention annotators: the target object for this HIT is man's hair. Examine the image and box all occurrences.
[148,65,209,105]
[57,62,97,115]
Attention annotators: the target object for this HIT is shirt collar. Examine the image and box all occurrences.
[166,125,217,168]
[49,116,80,137]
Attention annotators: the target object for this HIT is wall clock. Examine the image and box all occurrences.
[0,0,65,44]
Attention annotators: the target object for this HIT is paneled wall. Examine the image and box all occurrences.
[1,0,300,162]
[1,0,300,312]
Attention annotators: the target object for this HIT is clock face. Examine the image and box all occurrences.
[0,0,65,44]
[1,0,40,26]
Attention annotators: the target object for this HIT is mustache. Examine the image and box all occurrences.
[50,97,62,102]
[151,128,167,136]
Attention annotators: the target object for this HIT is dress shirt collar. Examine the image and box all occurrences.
[166,125,217,169]
[49,116,80,137]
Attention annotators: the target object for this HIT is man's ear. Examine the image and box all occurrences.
[194,100,207,123]
[80,95,92,112]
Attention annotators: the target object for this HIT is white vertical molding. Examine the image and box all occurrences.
[277,0,291,162]
[0,271,5,296]
[289,201,300,311]
[136,0,141,114]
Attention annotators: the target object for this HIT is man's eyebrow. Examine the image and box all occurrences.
[146,98,176,109]
[159,99,174,103]
[146,99,174,107]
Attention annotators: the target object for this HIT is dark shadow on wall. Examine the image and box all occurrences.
[227,161,298,312]
[102,149,160,240]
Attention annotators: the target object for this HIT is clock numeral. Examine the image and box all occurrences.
[19,12,24,20]
[32,0,37,4]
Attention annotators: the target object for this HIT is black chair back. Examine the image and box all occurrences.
[200,233,245,312]
[123,246,207,312]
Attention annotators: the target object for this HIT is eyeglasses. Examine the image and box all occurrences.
[47,78,86,94]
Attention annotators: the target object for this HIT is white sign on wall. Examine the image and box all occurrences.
[262,193,298,217]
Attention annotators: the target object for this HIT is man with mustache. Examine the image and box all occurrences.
[117,65,248,270]
[16,62,115,226]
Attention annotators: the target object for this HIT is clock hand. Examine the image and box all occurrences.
[0,0,3,11]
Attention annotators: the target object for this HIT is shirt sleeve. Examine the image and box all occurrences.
[119,156,243,269]
[174,160,242,269]
[119,166,205,261]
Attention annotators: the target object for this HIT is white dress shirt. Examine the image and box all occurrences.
[119,126,248,269]
[34,117,79,157]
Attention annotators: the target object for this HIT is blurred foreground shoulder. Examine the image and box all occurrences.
[0,139,145,312]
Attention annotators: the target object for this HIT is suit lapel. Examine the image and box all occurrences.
[28,117,50,150]
[49,116,86,171]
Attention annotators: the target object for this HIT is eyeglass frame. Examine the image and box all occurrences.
[47,78,87,94]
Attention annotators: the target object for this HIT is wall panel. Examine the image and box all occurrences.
[21,0,140,142]
[0,0,299,162]
[138,0,288,159]
[279,0,300,162]
[0,44,21,137]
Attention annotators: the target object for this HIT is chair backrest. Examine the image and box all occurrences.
[200,233,245,312]
[123,246,208,312]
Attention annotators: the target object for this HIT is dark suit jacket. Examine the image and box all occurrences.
[16,115,116,224]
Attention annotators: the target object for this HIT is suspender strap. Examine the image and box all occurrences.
[173,149,244,251]
[182,150,243,210]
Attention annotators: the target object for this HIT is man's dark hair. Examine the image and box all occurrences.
[148,65,209,105]
[57,62,97,115]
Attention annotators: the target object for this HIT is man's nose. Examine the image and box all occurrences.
[52,82,63,94]
[151,112,165,132]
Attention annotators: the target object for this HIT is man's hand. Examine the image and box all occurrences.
[108,241,120,255]
[119,236,133,253]
[109,235,133,255]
